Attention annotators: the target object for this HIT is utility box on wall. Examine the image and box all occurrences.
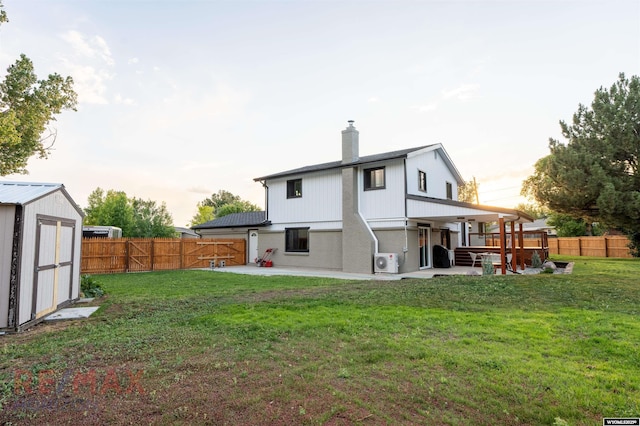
[0,182,84,332]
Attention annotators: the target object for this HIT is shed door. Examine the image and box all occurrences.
[32,216,76,320]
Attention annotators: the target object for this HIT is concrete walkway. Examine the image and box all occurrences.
[207,264,484,280]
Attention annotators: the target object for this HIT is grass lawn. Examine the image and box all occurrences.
[1,256,639,425]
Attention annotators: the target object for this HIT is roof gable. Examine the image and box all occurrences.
[406,144,465,185]
[0,181,85,217]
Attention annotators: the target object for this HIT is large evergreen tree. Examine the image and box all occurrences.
[522,73,639,251]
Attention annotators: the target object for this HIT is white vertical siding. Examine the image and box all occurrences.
[267,169,342,225]
[35,270,55,315]
[17,190,83,326]
[359,160,406,219]
[38,224,57,266]
[406,149,459,200]
[0,206,15,328]
[18,206,37,326]
[58,225,74,305]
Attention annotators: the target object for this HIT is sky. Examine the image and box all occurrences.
[1,0,639,227]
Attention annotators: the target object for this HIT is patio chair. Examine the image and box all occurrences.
[505,253,519,274]
[469,252,480,267]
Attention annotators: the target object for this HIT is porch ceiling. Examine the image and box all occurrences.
[406,195,534,224]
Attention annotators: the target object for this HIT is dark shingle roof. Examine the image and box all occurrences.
[253,145,434,181]
[192,211,269,230]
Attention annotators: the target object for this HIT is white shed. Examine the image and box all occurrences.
[0,182,84,332]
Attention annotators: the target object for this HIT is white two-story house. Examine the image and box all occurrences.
[195,121,532,274]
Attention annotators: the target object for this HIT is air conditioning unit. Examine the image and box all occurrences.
[374,253,399,273]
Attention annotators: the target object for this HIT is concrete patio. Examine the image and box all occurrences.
[206,264,496,281]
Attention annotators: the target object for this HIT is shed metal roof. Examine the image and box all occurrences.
[192,211,269,230]
[0,181,63,205]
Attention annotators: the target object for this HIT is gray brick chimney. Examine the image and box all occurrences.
[341,120,359,164]
[341,120,375,274]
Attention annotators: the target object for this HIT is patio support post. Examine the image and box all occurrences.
[510,220,517,271]
[499,217,507,275]
[518,223,525,270]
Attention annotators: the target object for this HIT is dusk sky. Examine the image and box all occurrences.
[1,0,638,226]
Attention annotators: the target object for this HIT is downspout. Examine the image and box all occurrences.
[357,166,379,254]
[400,158,409,265]
[259,180,269,222]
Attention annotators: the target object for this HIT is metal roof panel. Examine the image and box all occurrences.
[0,181,63,205]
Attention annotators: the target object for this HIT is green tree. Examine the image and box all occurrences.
[188,202,215,227]
[130,198,176,238]
[514,203,548,219]
[216,200,260,218]
[84,188,175,237]
[190,190,260,226]
[84,188,134,236]
[0,3,77,175]
[201,190,240,210]
[458,177,479,204]
[546,213,603,237]
[522,73,640,252]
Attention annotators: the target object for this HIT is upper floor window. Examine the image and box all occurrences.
[285,227,309,252]
[364,167,385,190]
[287,179,302,198]
[418,170,427,192]
[446,182,453,200]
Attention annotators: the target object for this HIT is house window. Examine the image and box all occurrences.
[285,227,309,252]
[364,167,385,190]
[418,170,427,192]
[287,179,302,198]
[446,182,453,200]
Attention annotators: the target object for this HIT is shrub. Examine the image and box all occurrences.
[531,251,542,268]
[81,274,105,298]
[627,231,640,257]
[481,256,495,275]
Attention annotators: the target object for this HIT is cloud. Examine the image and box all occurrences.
[442,84,480,101]
[368,96,381,103]
[114,93,135,105]
[61,30,94,58]
[92,35,114,66]
[128,57,139,64]
[411,102,438,113]
[62,30,114,65]
[411,82,480,113]
[186,186,213,195]
[179,161,226,172]
[60,62,112,105]
[59,30,115,105]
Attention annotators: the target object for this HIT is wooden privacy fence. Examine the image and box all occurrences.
[548,236,632,258]
[81,238,246,274]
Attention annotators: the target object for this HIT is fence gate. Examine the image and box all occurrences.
[128,240,152,272]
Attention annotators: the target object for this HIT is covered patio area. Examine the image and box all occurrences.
[407,195,540,275]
